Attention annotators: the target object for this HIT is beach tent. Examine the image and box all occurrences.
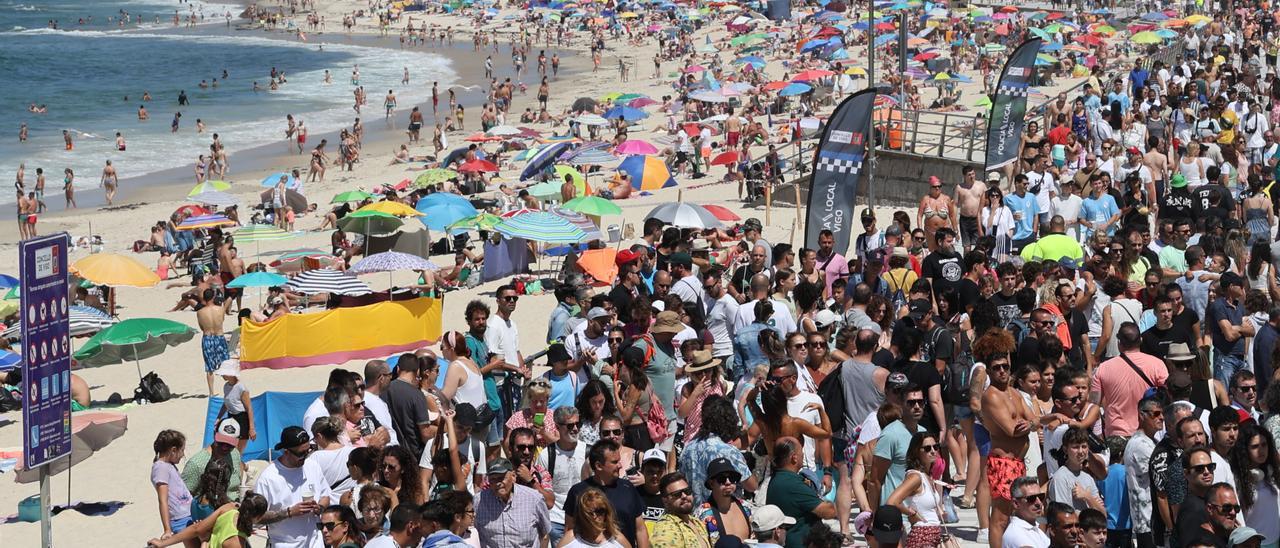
[203,392,320,461]
[365,223,434,259]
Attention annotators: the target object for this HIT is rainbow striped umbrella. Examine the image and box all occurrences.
[493,211,590,243]
[176,214,236,231]
[618,155,677,191]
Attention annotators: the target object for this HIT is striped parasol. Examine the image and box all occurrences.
[494,211,590,243]
[1,305,116,340]
[351,251,440,274]
[549,207,605,240]
[564,147,619,165]
[176,214,237,231]
[521,141,572,181]
[234,224,295,243]
[284,268,373,295]
[189,190,240,207]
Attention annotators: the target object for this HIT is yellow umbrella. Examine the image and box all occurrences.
[356,201,424,217]
[71,253,161,288]
[1186,14,1211,25]
[619,11,638,18]
[844,66,867,76]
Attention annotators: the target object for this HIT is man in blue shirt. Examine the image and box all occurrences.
[1206,272,1254,386]
[546,286,578,344]
[1129,63,1149,99]
[1004,174,1040,254]
[1106,79,1131,115]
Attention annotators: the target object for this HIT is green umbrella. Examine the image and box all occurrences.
[337,209,404,237]
[446,213,504,232]
[730,33,767,46]
[331,190,376,204]
[73,318,197,379]
[527,180,564,201]
[413,169,460,188]
[234,224,294,242]
[563,195,622,216]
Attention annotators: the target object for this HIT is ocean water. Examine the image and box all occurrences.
[0,0,456,203]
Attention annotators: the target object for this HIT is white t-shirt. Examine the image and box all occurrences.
[1002,515,1050,548]
[787,391,824,471]
[302,397,327,435]
[1026,170,1057,215]
[1052,194,1083,224]
[705,293,740,357]
[535,441,588,524]
[485,314,520,364]
[223,382,247,414]
[365,535,399,548]
[254,459,334,548]
[564,323,610,363]
[731,298,798,334]
[363,390,399,446]
[309,446,356,496]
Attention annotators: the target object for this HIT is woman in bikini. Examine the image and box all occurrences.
[917,176,957,251]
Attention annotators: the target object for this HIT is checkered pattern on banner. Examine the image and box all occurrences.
[817,150,863,174]
[998,82,1030,97]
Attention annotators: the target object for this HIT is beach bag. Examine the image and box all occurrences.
[1007,316,1030,346]
[135,372,172,404]
[644,385,669,444]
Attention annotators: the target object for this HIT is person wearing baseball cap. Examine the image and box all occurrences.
[212,359,255,453]
[750,505,796,547]
[1211,271,1253,386]
[255,425,332,547]
[179,417,246,503]
[741,217,772,266]
[610,247,645,314]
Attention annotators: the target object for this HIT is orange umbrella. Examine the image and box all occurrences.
[576,248,619,286]
[762,81,791,91]
[711,150,740,166]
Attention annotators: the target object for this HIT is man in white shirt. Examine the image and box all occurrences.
[564,307,612,377]
[1244,101,1271,163]
[303,369,358,434]
[1125,397,1162,547]
[1026,155,1057,227]
[255,427,334,548]
[1119,146,1156,202]
[732,272,797,334]
[484,284,524,370]
[362,359,398,446]
[1002,477,1051,548]
[702,267,740,369]
[1051,180,1084,242]
[535,407,589,546]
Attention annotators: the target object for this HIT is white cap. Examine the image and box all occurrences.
[214,418,241,446]
[750,505,797,532]
[814,309,841,329]
[641,448,667,464]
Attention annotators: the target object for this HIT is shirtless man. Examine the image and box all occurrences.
[14,163,23,194]
[221,245,245,312]
[725,109,742,150]
[196,289,228,396]
[955,166,985,250]
[115,132,126,151]
[62,130,73,151]
[918,176,958,251]
[979,340,1034,548]
[33,166,45,213]
[16,190,29,240]
[100,160,119,205]
[138,105,149,120]
[1143,136,1172,202]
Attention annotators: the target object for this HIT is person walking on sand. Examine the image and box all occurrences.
[101,160,118,205]
[16,190,29,240]
[63,168,77,209]
[295,120,306,154]
[309,140,328,183]
[271,178,288,230]
[197,290,229,396]
[285,114,296,151]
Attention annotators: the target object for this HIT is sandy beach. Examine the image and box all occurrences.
[0,1,1116,545]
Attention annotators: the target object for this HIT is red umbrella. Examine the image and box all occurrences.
[458,159,499,173]
[914,51,940,61]
[814,26,842,38]
[761,81,791,91]
[792,69,836,81]
[1000,5,1018,12]
[874,22,895,31]
[702,204,741,222]
[710,150,740,166]
[390,178,411,192]
[174,204,211,217]
[826,1,847,12]
[995,24,1009,36]
[1046,12,1065,20]
[1077,34,1104,46]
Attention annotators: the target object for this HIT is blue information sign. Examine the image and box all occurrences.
[20,233,72,469]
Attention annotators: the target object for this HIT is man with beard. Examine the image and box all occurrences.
[920,227,963,301]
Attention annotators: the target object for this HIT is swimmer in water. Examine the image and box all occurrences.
[142,91,151,101]
[138,105,149,120]
[196,119,205,133]
[62,130,73,151]
[171,112,181,133]
[323,70,331,84]
[115,132,125,151]
[19,123,27,142]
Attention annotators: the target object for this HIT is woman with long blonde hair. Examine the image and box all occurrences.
[561,489,627,547]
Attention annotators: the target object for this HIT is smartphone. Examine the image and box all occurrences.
[533,412,544,426]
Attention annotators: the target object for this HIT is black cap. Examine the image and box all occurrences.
[546,343,571,364]
[670,252,693,268]
[274,425,311,451]
[705,457,742,486]
[871,505,904,542]
[907,299,932,322]
[454,402,480,428]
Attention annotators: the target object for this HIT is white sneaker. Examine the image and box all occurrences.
[976,528,989,543]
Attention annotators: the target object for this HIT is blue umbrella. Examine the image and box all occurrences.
[226,271,288,289]
[440,147,470,168]
[874,33,898,47]
[1140,11,1168,21]
[1040,42,1063,52]
[602,106,648,121]
[0,274,18,288]
[779,82,813,97]
[733,55,766,69]
[0,350,19,371]
[260,172,299,189]
[417,199,480,231]
[415,192,473,210]
[520,141,572,181]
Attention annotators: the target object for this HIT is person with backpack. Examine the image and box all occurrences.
[881,247,917,315]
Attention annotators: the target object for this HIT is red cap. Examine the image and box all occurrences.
[1127,146,1141,155]
[1238,408,1253,424]
[615,249,642,265]
[928,175,942,185]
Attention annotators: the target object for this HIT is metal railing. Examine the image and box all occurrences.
[872,107,988,163]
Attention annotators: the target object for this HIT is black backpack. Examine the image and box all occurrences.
[944,328,974,405]
[815,369,846,436]
[135,372,172,403]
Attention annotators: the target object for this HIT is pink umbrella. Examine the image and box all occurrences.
[684,64,707,73]
[14,412,128,482]
[628,97,659,107]
[615,140,660,155]
[646,24,662,32]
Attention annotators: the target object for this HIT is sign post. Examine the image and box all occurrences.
[20,233,72,548]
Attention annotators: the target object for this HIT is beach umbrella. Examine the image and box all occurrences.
[0,350,18,369]
[554,165,587,187]
[74,318,197,378]
[173,204,211,218]
[447,213,503,232]
[457,159,500,174]
[234,225,295,255]
[356,201,424,217]
[416,199,480,231]
[284,268,373,295]
[1140,11,1168,21]
[1186,14,1211,25]
[493,211,589,243]
[187,180,231,197]
[440,147,469,168]
[573,114,610,126]
[13,412,129,483]
[260,172,300,189]
[563,196,622,217]
[792,69,835,81]
[270,249,339,272]
[732,55,767,70]
[571,97,599,112]
[618,155,677,191]
[521,141,573,181]
[331,190,377,203]
[528,180,567,201]
[576,248,618,285]
[175,213,237,231]
[351,251,440,275]
[689,90,731,103]
[603,106,648,121]
[645,203,724,229]
[338,210,404,237]
[1154,28,1178,39]
[627,97,659,108]
[1131,31,1161,44]
[778,82,813,97]
[710,150,740,166]
[416,191,473,209]
[615,140,660,155]
[566,147,619,165]
[0,274,19,289]
[702,204,741,222]
[71,253,160,288]
[1,305,116,340]
[1028,27,1053,41]
[486,125,524,137]
[190,190,240,208]
[226,272,288,289]
[257,187,307,213]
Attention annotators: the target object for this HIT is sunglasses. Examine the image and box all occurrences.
[1212,503,1242,514]
[906,398,926,407]
[317,521,342,531]
[501,295,520,302]
[920,444,940,453]
[1191,463,1218,475]
[515,444,536,451]
[1237,385,1257,393]
[769,374,796,383]
[790,343,808,350]
[558,421,581,430]
[989,363,1011,372]
[711,475,739,485]
[1018,493,1046,504]
[1057,395,1083,404]
[601,429,623,436]
[609,338,624,344]
[807,341,825,347]
[665,487,693,498]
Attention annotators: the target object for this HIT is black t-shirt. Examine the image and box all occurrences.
[923,326,956,367]
[893,359,942,434]
[1121,189,1149,228]
[730,264,768,296]
[1194,185,1236,220]
[1066,309,1090,368]
[872,348,895,369]
[1142,322,1196,357]
[1175,492,1218,548]
[609,283,638,317]
[987,292,1020,329]
[384,378,431,460]
[1159,187,1196,221]
[1015,335,1041,369]
[565,477,646,545]
[1172,308,1200,333]
[638,486,666,522]
[921,252,964,301]
[957,279,981,313]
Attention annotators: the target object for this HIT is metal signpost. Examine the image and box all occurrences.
[20,232,72,548]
